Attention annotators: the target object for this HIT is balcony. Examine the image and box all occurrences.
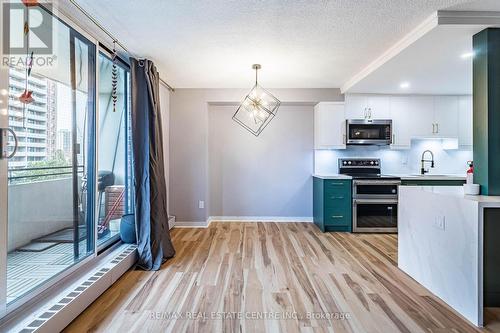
[6,166,122,303]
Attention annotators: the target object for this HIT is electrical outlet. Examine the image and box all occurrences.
[434,216,445,230]
[198,200,205,209]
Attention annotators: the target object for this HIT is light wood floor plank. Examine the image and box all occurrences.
[64,222,498,333]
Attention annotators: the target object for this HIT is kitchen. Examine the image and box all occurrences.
[313,94,471,233]
[311,16,500,327]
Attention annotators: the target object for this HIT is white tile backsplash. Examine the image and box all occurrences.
[315,139,472,176]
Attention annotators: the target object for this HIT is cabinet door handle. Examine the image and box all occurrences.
[436,123,439,134]
[330,196,345,200]
[392,134,395,144]
[329,182,345,186]
[432,123,435,134]
[363,108,367,119]
[368,108,372,119]
[331,215,344,219]
[343,134,346,144]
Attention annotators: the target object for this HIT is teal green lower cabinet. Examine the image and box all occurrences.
[313,177,352,232]
[400,179,465,186]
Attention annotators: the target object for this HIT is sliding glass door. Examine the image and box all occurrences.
[0,4,96,312]
[0,3,134,319]
[96,50,132,250]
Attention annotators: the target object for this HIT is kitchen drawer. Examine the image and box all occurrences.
[324,211,351,227]
[324,179,350,189]
[324,180,351,196]
[324,197,350,212]
[324,192,349,201]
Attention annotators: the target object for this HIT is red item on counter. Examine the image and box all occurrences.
[467,161,474,174]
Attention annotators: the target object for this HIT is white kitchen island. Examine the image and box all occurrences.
[398,186,500,327]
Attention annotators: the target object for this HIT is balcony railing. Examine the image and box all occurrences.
[8,165,84,184]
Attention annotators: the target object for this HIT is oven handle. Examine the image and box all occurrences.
[353,199,398,204]
[353,180,401,186]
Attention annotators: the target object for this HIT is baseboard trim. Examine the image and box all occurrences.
[174,216,313,228]
[208,216,313,223]
[173,221,211,228]
[174,217,313,228]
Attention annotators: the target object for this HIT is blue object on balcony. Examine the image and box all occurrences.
[120,214,136,244]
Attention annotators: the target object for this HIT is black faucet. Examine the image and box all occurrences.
[421,150,435,175]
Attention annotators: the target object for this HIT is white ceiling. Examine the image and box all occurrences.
[448,0,500,11]
[63,0,488,89]
[346,24,484,94]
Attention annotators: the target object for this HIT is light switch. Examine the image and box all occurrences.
[198,200,205,209]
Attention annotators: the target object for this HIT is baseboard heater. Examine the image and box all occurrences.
[8,244,137,333]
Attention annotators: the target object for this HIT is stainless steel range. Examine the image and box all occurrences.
[339,158,400,233]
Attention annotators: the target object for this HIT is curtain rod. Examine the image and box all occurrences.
[68,0,175,92]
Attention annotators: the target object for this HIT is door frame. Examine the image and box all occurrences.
[95,48,131,251]
[0,2,102,319]
[0,44,9,319]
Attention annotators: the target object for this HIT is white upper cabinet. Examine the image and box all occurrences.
[407,96,435,138]
[389,96,413,148]
[314,102,346,149]
[433,96,459,138]
[390,95,466,149]
[345,94,368,119]
[315,94,472,150]
[345,94,390,120]
[458,95,473,147]
[367,95,390,119]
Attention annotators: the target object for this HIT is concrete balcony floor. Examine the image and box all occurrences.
[7,220,120,304]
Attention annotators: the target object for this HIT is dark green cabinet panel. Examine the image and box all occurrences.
[473,28,500,195]
[400,179,465,186]
[484,208,500,306]
[313,177,352,232]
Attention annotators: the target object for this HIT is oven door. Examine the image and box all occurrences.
[346,120,392,145]
[353,180,400,199]
[352,199,398,233]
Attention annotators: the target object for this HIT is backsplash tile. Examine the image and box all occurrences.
[315,139,472,176]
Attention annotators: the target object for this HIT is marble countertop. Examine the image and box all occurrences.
[312,174,352,180]
[412,185,500,203]
[313,174,465,181]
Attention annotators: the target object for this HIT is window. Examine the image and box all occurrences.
[96,51,133,250]
[2,4,97,310]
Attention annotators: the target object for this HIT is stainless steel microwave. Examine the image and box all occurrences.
[346,119,392,145]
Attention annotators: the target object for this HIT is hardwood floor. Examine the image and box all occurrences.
[65,222,499,332]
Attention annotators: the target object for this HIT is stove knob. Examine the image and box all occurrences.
[343,161,347,165]
[370,161,374,165]
[348,161,352,165]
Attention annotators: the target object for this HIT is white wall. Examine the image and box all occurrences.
[159,84,170,212]
[315,139,473,175]
[209,105,313,218]
[170,88,343,223]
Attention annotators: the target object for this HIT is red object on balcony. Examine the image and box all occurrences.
[22,0,38,7]
[18,90,34,104]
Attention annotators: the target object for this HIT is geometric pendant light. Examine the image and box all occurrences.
[232,64,281,136]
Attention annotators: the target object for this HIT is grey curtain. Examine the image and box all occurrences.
[130,58,175,270]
